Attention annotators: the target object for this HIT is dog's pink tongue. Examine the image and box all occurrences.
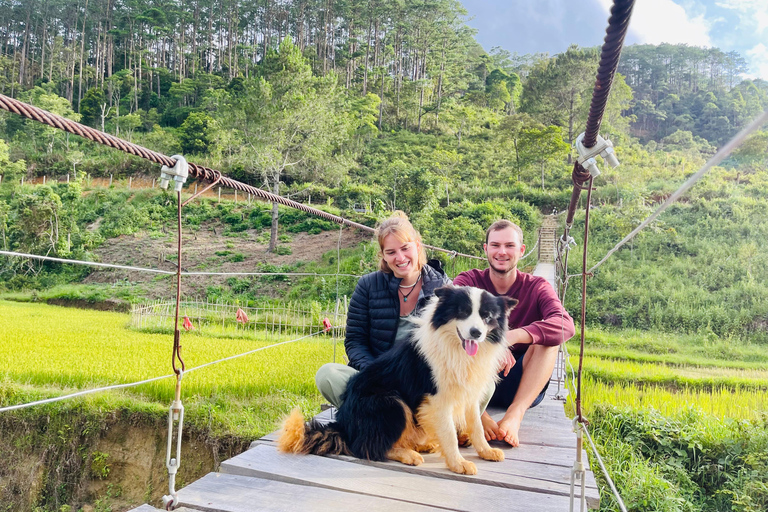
[465,340,479,356]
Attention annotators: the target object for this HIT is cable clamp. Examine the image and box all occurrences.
[160,155,189,192]
[575,133,619,178]
[560,235,576,250]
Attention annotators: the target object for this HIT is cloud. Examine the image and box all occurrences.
[595,0,712,46]
[745,43,768,80]
[715,1,768,34]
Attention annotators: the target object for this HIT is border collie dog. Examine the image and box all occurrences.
[278,286,517,475]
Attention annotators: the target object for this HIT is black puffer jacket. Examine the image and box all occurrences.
[345,260,451,370]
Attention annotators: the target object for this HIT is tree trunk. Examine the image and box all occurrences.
[362,18,371,95]
[417,85,424,133]
[77,0,89,111]
[436,37,446,126]
[378,69,384,130]
[19,9,31,86]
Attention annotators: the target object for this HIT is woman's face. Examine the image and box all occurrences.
[381,234,420,280]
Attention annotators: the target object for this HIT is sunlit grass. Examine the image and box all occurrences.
[566,375,768,421]
[0,300,343,427]
[562,327,768,424]
[582,356,768,391]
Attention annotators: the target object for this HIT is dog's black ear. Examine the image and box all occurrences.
[434,285,454,298]
[501,296,518,311]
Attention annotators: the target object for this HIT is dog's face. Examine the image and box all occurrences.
[431,286,518,356]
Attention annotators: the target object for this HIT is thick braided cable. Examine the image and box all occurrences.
[565,0,635,229]
[0,93,483,261]
[0,92,369,230]
[583,0,635,148]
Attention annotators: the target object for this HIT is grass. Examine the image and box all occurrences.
[3,300,768,510]
[0,300,342,437]
[562,327,768,511]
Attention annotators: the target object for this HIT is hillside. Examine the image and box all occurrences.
[84,223,367,300]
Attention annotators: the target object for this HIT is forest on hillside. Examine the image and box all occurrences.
[1,0,768,341]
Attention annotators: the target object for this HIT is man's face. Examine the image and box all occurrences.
[484,227,525,275]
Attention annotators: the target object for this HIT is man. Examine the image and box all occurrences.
[453,220,575,446]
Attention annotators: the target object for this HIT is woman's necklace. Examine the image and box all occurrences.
[399,274,422,302]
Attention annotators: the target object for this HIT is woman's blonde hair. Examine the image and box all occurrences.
[375,211,427,273]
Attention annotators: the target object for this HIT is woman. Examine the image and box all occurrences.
[315,211,451,408]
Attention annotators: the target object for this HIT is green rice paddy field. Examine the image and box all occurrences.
[1,300,767,510]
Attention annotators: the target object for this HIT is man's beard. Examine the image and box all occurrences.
[488,257,515,276]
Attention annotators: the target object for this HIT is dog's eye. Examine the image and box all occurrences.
[485,316,494,323]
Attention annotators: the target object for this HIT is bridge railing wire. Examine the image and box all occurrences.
[0,330,325,414]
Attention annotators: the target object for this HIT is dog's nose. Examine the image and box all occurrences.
[469,327,482,339]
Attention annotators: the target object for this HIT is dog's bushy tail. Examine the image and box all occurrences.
[277,408,351,456]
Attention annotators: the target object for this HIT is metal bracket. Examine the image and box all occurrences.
[574,133,619,178]
[160,155,189,192]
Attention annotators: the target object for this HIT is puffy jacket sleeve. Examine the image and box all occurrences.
[344,275,375,370]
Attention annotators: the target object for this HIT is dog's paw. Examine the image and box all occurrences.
[416,442,438,453]
[447,459,477,475]
[457,432,471,447]
[400,451,424,466]
[478,447,504,462]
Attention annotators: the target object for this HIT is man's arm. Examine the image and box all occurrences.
[518,279,575,347]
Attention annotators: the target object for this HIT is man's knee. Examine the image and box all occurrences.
[522,344,559,368]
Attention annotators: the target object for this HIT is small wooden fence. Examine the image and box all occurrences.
[130,298,348,341]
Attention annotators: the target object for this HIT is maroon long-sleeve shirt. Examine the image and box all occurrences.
[453,269,575,354]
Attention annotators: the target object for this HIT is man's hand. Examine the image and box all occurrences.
[498,349,516,377]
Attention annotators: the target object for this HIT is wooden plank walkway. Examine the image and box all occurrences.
[130,376,599,511]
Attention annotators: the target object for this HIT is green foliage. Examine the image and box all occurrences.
[90,451,111,480]
[286,217,337,234]
[0,138,26,182]
[589,405,768,511]
[416,199,539,256]
[619,45,765,144]
[178,112,217,155]
[79,87,106,128]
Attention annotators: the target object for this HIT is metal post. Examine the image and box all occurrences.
[570,418,587,512]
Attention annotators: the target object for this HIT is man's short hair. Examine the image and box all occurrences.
[485,220,524,244]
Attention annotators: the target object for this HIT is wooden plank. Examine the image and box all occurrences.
[327,450,601,508]
[176,472,436,512]
[253,437,585,470]
[221,443,574,512]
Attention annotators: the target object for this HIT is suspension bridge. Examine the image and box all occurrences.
[123,215,598,511]
[3,0,768,509]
